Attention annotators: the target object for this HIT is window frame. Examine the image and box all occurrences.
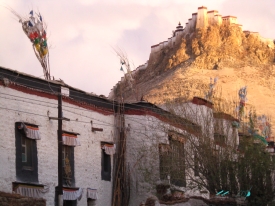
[101,142,112,181]
[169,136,186,187]
[62,145,75,187]
[21,135,34,170]
[15,122,38,183]
[214,133,226,146]
[159,133,186,187]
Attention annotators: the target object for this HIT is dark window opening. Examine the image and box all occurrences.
[159,144,170,180]
[159,134,186,187]
[101,143,111,181]
[214,133,226,146]
[62,146,75,187]
[87,199,96,206]
[63,200,77,206]
[15,122,38,183]
[169,137,186,187]
[103,152,110,173]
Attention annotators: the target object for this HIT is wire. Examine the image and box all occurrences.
[0,96,114,127]
[0,70,167,112]
[0,105,170,140]
[0,94,57,109]
[0,70,202,134]
[0,91,199,128]
[0,92,155,127]
[0,96,168,133]
[0,106,48,118]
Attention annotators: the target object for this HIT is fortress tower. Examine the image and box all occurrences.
[196,6,208,29]
[222,16,238,25]
[207,10,219,26]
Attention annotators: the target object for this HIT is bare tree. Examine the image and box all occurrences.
[125,92,275,205]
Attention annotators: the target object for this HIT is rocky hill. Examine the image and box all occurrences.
[110,9,275,141]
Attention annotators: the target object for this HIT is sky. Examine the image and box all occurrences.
[0,0,274,96]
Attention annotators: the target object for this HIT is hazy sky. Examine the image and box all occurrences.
[0,0,274,96]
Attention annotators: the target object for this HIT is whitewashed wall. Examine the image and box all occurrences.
[0,85,115,206]
[196,7,208,29]
[207,11,218,26]
[162,102,214,139]
[214,118,239,147]
[125,114,165,205]
[125,113,194,205]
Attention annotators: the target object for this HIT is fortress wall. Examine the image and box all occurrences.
[214,14,222,26]
[222,16,238,25]
[168,37,173,48]
[222,17,229,24]
[188,18,193,32]
[207,10,218,26]
[196,6,208,29]
[250,32,260,38]
[238,24,243,30]
[151,44,160,53]
[260,37,275,49]
[151,40,170,55]
[190,13,197,32]
[188,19,192,31]
[159,42,164,50]
[172,36,176,47]
[185,22,189,34]
[230,17,238,24]
[175,30,184,43]
[159,41,166,50]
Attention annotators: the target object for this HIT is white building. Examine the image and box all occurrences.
[0,66,116,206]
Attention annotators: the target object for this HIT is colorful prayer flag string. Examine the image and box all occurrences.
[8,8,51,80]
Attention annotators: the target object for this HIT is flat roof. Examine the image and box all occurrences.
[198,6,207,9]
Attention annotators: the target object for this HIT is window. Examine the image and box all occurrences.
[159,133,186,187]
[15,122,38,183]
[61,131,80,187]
[101,142,114,181]
[62,145,75,187]
[21,135,33,167]
[169,137,186,187]
[63,200,77,206]
[101,149,111,181]
[87,199,96,206]
[159,144,170,180]
[214,133,226,146]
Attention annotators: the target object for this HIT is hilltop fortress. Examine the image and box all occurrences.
[150,6,242,55]
[149,6,273,58]
[109,6,274,98]
[109,6,275,100]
